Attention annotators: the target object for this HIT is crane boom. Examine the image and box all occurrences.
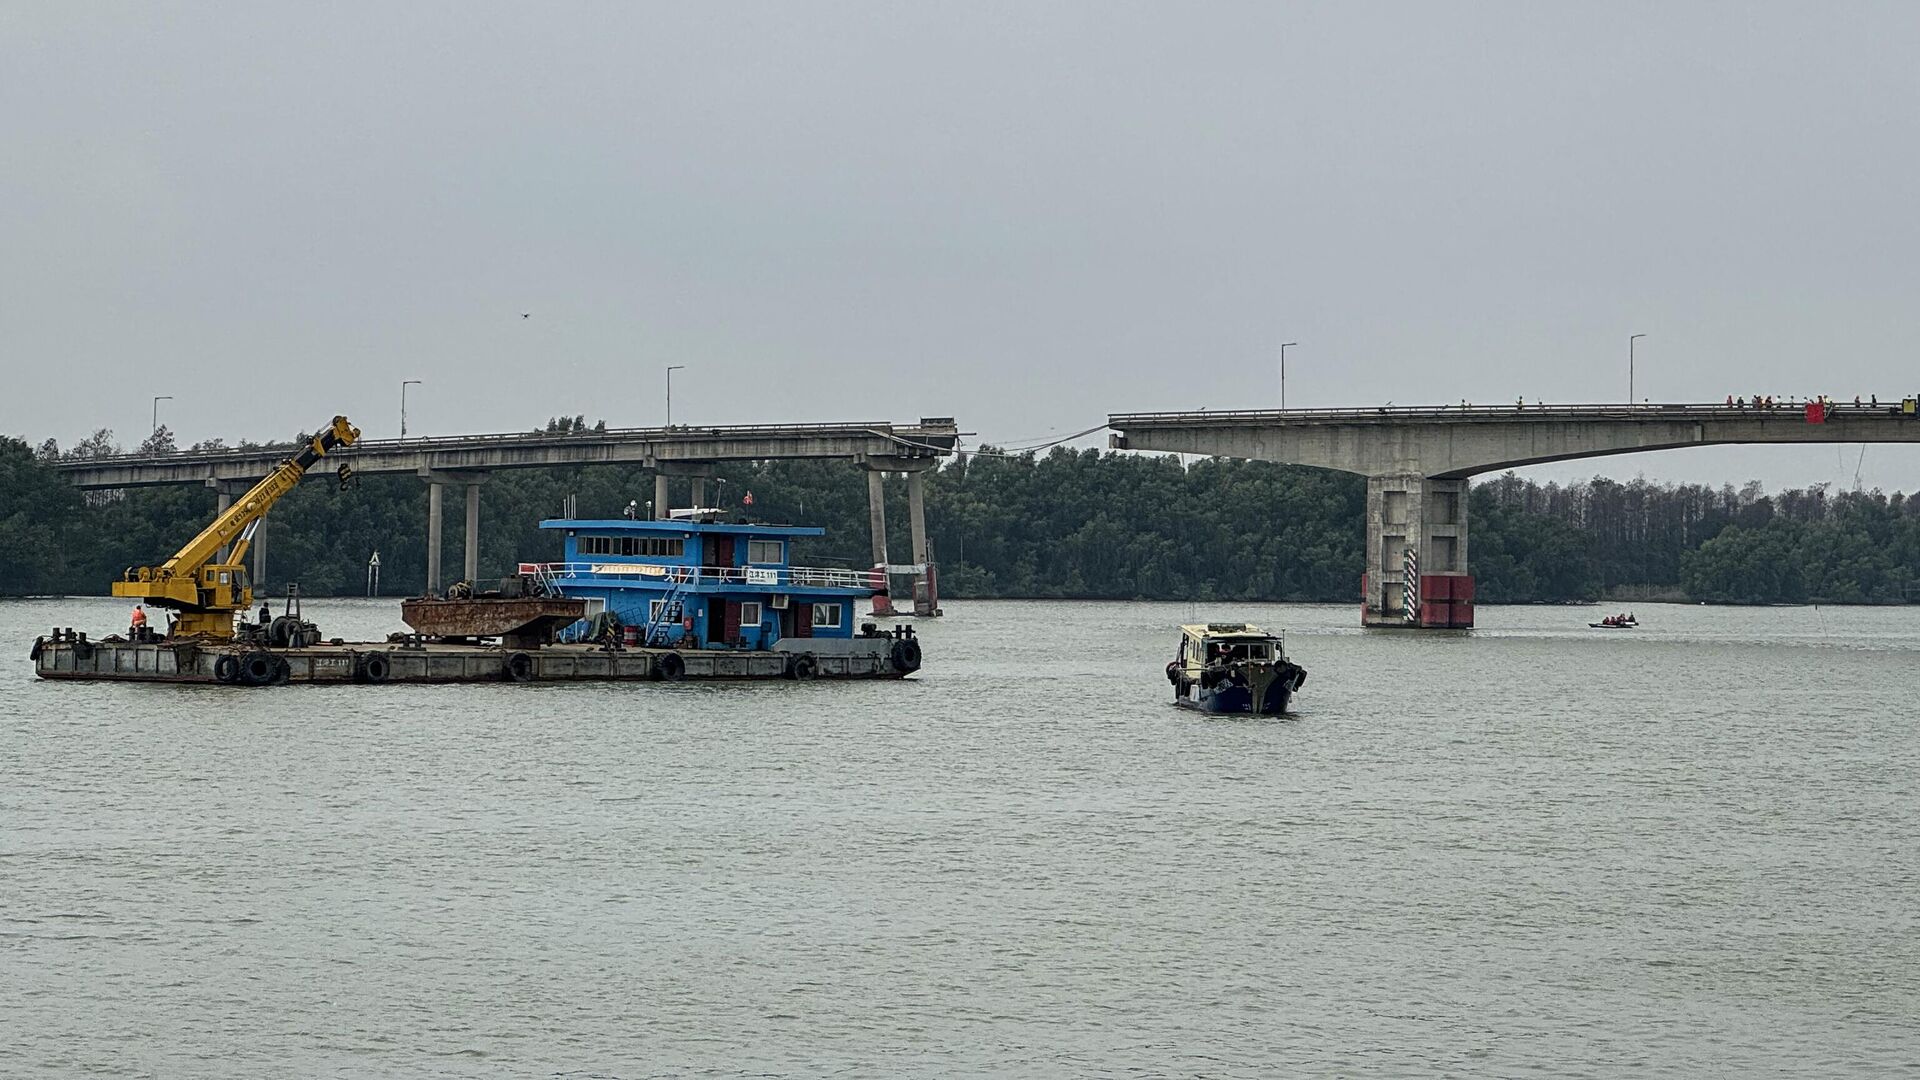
[111,416,360,638]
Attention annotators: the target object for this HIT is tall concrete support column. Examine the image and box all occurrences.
[207,478,251,564]
[464,483,482,583]
[906,469,940,616]
[865,467,895,616]
[1363,474,1473,629]
[418,468,489,595]
[427,481,444,596]
[652,462,716,520]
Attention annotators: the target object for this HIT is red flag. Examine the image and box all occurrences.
[1805,401,1826,424]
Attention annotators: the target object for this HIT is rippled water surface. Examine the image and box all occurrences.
[3,596,1917,1078]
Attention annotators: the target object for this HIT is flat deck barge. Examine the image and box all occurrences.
[31,629,921,685]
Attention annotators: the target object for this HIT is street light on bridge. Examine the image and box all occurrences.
[1279,342,1298,411]
[400,379,422,438]
[666,365,686,427]
[151,395,172,439]
[1629,334,1646,408]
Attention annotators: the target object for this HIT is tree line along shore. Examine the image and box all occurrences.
[4,420,1918,605]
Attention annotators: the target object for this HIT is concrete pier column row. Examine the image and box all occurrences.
[420,469,488,596]
[1362,474,1473,628]
[651,462,716,520]
[859,456,940,617]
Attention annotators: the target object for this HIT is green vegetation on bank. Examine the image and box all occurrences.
[3,421,1917,604]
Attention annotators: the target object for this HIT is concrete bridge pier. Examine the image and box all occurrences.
[1363,475,1474,628]
[420,469,488,595]
[207,478,255,567]
[860,456,940,617]
[652,462,716,519]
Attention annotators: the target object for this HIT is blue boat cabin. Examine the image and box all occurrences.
[533,517,881,648]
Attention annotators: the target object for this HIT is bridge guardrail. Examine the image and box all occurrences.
[1110,400,1914,425]
[53,419,963,470]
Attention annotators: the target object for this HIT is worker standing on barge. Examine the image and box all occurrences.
[129,605,147,638]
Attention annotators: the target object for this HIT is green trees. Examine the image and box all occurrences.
[2,423,1915,604]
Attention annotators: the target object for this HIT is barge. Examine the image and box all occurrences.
[30,624,920,685]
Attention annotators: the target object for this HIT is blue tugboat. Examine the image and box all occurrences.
[525,511,921,678]
[1165,623,1305,715]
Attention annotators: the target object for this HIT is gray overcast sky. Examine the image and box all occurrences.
[5,2,1918,491]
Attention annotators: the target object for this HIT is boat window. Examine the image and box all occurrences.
[811,603,840,628]
[739,601,763,626]
[648,599,669,624]
[747,540,783,564]
[1245,643,1269,660]
[579,535,684,558]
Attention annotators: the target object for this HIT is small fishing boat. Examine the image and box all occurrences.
[1165,623,1306,715]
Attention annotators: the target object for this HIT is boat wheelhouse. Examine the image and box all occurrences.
[529,515,884,649]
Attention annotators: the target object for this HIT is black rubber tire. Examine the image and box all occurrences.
[656,651,686,682]
[269,657,291,686]
[359,653,391,684]
[240,653,277,686]
[504,651,534,683]
[29,636,44,662]
[786,653,818,681]
[1165,660,1180,685]
[889,638,922,674]
[215,654,240,683]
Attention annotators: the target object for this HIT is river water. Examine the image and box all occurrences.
[1,596,1915,1078]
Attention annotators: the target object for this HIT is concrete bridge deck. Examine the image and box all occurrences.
[1110,400,1920,629]
[1109,401,1920,478]
[54,419,961,489]
[55,418,961,612]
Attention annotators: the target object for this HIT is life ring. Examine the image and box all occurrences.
[504,651,535,683]
[655,651,686,681]
[356,652,391,684]
[889,638,922,674]
[240,652,278,686]
[214,654,241,683]
[786,653,818,681]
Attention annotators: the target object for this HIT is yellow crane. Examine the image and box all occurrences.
[112,416,360,639]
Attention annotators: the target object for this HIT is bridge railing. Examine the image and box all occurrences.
[53,419,962,469]
[1111,399,1915,425]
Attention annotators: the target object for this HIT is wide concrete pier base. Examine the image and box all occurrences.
[1362,474,1474,628]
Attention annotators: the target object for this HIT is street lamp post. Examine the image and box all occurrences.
[151,395,172,438]
[1629,334,1646,408]
[666,365,686,427]
[401,379,422,438]
[1279,342,1298,411]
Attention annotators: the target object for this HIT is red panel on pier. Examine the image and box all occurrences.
[1452,601,1475,627]
[1420,601,1452,627]
[1420,576,1451,601]
[1452,576,1475,603]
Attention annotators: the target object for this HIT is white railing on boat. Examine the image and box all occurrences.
[520,561,884,593]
